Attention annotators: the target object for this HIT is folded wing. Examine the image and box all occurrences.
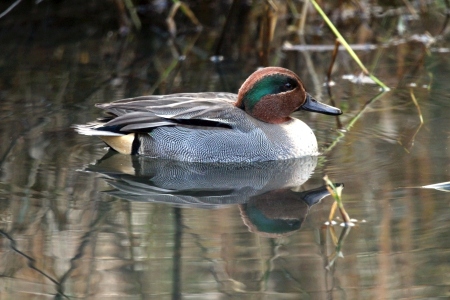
[76,92,239,136]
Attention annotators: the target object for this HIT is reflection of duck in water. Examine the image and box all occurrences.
[240,185,341,238]
[88,152,342,236]
[88,152,319,206]
[76,67,341,162]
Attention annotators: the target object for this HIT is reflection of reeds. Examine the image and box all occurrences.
[323,91,388,154]
[398,88,424,152]
[166,1,202,38]
[149,29,202,94]
[322,176,351,270]
[124,0,141,30]
[0,229,63,293]
[259,1,278,66]
[310,0,389,90]
[323,225,351,269]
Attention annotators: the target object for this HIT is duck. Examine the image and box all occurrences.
[75,67,342,162]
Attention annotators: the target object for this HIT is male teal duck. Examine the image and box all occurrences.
[75,67,341,162]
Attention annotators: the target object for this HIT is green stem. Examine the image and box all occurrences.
[310,0,390,91]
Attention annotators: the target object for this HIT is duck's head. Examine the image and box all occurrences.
[235,67,342,124]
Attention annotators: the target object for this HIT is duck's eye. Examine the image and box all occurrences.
[279,79,297,92]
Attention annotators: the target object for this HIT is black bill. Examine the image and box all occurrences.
[299,93,342,115]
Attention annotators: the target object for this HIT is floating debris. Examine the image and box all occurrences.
[340,222,355,227]
[342,74,376,85]
[421,182,450,192]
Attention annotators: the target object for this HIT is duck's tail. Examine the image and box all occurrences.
[73,123,126,136]
[73,123,137,155]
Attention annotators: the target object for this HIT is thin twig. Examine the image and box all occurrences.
[0,0,21,19]
[214,0,239,57]
[326,39,343,129]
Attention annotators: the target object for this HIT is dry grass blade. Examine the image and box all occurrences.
[323,175,350,224]
[410,88,424,124]
[328,201,337,223]
[167,0,202,37]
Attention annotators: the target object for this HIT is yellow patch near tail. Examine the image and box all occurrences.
[100,134,135,155]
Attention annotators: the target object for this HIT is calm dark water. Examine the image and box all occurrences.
[0,1,449,299]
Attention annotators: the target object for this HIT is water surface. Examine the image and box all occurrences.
[0,1,449,299]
